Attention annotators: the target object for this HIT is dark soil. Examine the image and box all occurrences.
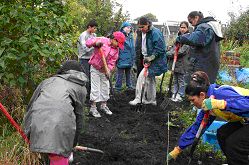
[72,90,224,165]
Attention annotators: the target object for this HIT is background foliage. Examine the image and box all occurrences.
[0,0,126,104]
[134,13,158,22]
[0,0,127,163]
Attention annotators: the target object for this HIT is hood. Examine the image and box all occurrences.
[197,16,216,25]
[197,17,224,42]
[148,24,154,32]
[120,22,131,31]
[56,70,88,86]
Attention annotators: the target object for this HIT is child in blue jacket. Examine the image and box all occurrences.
[168,71,249,165]
[115,22,135,91]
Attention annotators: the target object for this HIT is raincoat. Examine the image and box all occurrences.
[86,37,119,72]
[177,17,223,83]
[117,24,135,69]
[24,70,88,157]
[135,25,167,77]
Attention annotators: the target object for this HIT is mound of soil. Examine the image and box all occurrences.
[72,90,224,165]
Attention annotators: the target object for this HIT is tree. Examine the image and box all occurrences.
[0,0,128,103]
[134,13,158,22]
[80,0,128,36]
[224,9,249,67]
[225,9,249,41]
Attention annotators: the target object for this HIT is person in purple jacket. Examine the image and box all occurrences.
[168,71,249,165]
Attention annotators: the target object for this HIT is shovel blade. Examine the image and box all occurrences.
[87,147,104,154]
[187,157,193,165]
[159,97,171,110]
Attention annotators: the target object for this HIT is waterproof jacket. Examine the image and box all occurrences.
[86,37,119,72]
[135,25,167,77]
[167,44,190,74]
[178,84,249,150]
[117,28,135,69]
[24,70,88,157]
[177,17,223,83]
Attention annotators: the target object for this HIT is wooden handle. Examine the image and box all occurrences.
[99,48,109,74]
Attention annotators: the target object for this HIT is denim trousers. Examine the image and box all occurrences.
[173,72,185,97]
[79,58,90,96]
[115,68,132,90]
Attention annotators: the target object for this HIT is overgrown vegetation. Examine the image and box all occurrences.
[0,0,127,163]
[0,1,248,164]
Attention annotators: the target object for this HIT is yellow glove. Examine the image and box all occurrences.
[202,98,226,111]
[167,146,182,160]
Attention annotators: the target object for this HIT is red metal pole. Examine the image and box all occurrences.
[0,102,30,144]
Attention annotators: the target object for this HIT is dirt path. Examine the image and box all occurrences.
[72,90,223,165]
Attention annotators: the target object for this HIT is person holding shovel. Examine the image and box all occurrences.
[167,21,190,102]
[129,17,167,106]
[24,60,88,164]
[167,71,249,165]
[86,31,125,117]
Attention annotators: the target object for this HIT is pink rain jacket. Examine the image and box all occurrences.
[86,37,119,72]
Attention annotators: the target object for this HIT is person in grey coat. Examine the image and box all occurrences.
[23,60,88,164]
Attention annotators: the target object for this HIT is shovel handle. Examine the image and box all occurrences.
[143,61,150,77]
[171,44,180,72]
[0,102,30,144]
[74,146,104,154]
[99,48,109,78]
[196,111,210,138]
[86,147,104,154]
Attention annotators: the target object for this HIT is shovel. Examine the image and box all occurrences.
[136,62,150,112]
[69,146,104,163]
[74,145,104,154]
[160,44,180,111]
[188,111,210,164]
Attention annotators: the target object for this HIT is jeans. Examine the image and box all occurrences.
[79,59,90,96]
[173,72,185,97]
[115,68,132,91]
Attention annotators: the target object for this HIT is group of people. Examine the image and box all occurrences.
[23,11,249,165]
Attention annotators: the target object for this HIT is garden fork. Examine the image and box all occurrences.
[160,44,180,111]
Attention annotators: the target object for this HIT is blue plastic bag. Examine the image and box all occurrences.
[235,68,249,84]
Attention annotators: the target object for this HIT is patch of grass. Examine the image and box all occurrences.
[156,72,171,93]
[0,131,41,164]
[177,109,196,128]
[197,142,226,161]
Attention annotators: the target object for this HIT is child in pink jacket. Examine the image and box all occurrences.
[86,31,125,117]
